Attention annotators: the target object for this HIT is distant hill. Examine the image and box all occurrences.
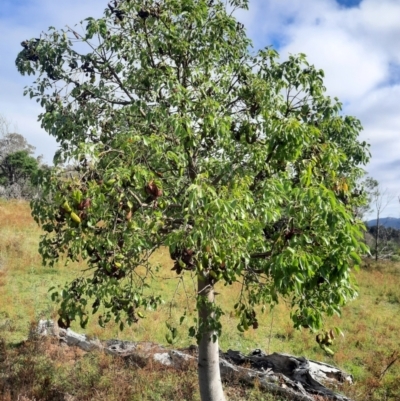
[366,217,400,229]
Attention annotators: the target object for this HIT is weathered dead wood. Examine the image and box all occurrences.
[222,349,353,401]
[35,320,354,401]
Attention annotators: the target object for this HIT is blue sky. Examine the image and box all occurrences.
[0,0,400,218]
[337,0,362,7]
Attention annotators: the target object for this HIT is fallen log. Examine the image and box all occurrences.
[222,349,353,401]
[34,320,354,401]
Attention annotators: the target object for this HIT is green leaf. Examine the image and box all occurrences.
[349,251,361,264]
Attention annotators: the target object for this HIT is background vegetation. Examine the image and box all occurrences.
[0,115,47,200]
[0,200,399,400]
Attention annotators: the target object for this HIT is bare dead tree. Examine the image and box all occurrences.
[371,186,395,261]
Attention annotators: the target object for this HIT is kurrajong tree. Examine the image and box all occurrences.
[16,1,370,400]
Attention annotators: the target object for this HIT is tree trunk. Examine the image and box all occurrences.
[375,210,380,261]
[197,276,226,401]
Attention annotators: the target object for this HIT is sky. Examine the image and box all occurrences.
[0,0,399,218]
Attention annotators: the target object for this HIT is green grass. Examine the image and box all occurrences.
[1,199,400,400]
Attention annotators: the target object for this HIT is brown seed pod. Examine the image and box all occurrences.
[78,198,92,210]
[145,180,163,199]
[182,249,195,267]
[57,315,71,329]
[171,262,181,274]
[170,247,181,260]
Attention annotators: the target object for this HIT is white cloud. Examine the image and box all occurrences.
[283,26,385,101]
[236,0,400,218]
[241,0,400,100]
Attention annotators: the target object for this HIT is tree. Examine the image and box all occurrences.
[366,181,395,261]
[16,1,370,400]
[0,149,43,199]
[354,175,379,222]
[371,187,395,261]
[0,150,39,186]
[0,114,12,137]
[0,116,36,162]
[0,116,43,198]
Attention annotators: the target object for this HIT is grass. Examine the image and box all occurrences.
[0,334,290,401]
[0,199,400,400]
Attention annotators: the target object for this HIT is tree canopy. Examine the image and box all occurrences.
[0,131,35,162]
[0,119,43,198]
[0,149,40,187]
[17,0,370,399]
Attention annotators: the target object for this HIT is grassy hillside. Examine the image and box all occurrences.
[0,199,399,400]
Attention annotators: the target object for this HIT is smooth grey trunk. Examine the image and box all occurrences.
[197,276,226,401]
